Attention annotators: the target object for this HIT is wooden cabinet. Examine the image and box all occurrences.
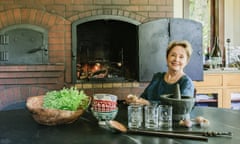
[193,71,240,108]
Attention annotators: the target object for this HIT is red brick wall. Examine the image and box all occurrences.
[0,0,173,109]
[0,64,65,109]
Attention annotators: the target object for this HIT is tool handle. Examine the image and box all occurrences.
[148,129,232,137]
[202,131,232,137]
[128,129,208,141]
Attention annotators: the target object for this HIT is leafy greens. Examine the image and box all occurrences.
[43,87,89,111]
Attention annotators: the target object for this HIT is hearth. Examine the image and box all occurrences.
[73,20,138,82]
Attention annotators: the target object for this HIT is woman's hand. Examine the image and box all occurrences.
[125,94,150,105]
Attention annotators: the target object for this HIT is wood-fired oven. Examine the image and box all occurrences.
[0,25,48,65]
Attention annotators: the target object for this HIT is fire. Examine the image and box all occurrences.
[77,62,108,79]
[93,63,101,71]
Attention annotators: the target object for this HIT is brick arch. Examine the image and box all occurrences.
[68,9,147,23]
[0,8,70,29]
[0,8,72,83]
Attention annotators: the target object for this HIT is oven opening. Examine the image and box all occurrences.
[75,20,138,82]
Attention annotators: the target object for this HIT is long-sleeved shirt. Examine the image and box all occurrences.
[140,72,194,104]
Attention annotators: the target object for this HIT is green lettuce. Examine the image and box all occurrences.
[43,87,89,111]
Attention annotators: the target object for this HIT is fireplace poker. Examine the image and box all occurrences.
[127,129,209,141]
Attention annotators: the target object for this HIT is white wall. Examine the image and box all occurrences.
[173,0,183,18]
[224,0,240,46]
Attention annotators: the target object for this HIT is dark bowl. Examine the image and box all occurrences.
[160,94,195,120]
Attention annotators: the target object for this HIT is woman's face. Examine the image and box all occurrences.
[166,45,188,72]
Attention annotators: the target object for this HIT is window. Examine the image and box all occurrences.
[183,0,224,66]
[183,0,211,55]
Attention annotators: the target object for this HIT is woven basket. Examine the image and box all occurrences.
[26,95,88,126]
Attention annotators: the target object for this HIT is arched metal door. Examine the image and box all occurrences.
[139,18,203,81]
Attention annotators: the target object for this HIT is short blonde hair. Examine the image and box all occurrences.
[166,40,192,61]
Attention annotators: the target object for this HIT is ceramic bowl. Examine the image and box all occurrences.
[93,93,117,102]
[92,93,118,112]
[160,94,195,121]
[91,107,118,125]
[92,99,117,112]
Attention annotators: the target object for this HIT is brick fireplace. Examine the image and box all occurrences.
[0,0,174,110]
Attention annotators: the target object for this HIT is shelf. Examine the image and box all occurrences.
[231,99,240,102]
[195,99,217,103]
[195,101,217,107]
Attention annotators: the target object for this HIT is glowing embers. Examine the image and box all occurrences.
[77,59,123,82]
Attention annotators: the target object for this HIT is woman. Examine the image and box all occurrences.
[126,40,195,105]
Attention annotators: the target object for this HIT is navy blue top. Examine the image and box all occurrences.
[140,72,194,104]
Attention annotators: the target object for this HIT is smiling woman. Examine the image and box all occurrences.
[125,40,195,105]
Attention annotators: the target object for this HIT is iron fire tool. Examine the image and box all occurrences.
[127,129,232,141]
[107,120,232,142]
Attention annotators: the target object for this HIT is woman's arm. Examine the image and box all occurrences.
[179,75,195,97]
[140,72,163,99]
[125,94,150,105]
